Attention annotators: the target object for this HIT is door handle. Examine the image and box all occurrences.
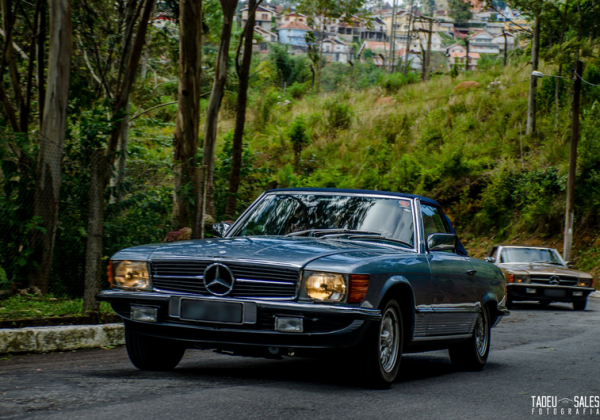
[466,270,477,277]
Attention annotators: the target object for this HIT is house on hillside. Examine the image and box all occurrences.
[468,31,500,54]
[360,16,388,41]
[357,40,391,68]
[322,37,351,63]
[241,5,275,30]
[397,48,422,71]
[337,17,365,41]
[277,21,313,47]
[417,31,443,52]
[492,32,516,50]
[447,51,480,70]
[254,26,279,43]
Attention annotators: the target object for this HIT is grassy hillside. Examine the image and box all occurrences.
[195,61,600,280]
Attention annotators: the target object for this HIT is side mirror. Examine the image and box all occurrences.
[484,256,496,263]
[566,261,574,268]
[212,222,231,238]
[427,233,457,252]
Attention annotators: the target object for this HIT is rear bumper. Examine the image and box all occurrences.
[508,284,594,302]
[96,290,380,349]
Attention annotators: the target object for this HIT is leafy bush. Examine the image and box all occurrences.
[325,100,354,132]
[288,81,310,99]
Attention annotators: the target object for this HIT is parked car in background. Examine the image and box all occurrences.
[98,188,508,388]
[485,245,595,310]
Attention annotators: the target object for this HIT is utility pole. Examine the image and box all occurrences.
[465,37,469,71]
[389,0,398,73]
[403,0,416,75]
[503,31,507,66]
[417,16,434,81]
[563,60,583,262]
[526,14,541,136]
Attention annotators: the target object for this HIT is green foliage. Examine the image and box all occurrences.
[376,72,418,94]
[288,81,310,99]
[448,0,473,21]
[0,294,113,320]
[325,99,354,132]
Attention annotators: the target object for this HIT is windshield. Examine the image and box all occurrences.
[229,194,415,246]
[499,247,564,265]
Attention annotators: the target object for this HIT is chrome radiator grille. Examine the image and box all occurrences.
[530,274,578,286]
[150,260,300,299]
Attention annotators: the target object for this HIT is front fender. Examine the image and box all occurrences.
[375,275,417,339]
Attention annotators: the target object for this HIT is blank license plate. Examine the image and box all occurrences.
[544,289,566,298]
[180,299,243,324]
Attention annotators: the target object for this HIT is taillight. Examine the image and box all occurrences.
[107,261,113,287]
[348,274,370,303]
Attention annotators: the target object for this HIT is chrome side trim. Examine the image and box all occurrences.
[151,257,302,269]
[412,333,472,342]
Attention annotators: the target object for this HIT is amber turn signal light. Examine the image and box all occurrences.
[507,274,515,283]
[107,261,113,287]
[348,274,370,303]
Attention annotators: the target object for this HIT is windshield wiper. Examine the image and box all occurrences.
[286,229,382,237]
[348,235,413,249]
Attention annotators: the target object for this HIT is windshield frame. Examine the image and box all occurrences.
[226,191,420,252]
[496,246,567,266]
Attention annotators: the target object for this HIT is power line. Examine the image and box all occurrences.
[575,71,600,87]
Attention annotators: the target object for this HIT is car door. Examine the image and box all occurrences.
[421,204,478,337]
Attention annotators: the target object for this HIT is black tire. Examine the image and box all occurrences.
[357,299,403,389]
[573,299,587,311]
[125,324,185,371]
[449,305,490,371]
[539,300,551,307]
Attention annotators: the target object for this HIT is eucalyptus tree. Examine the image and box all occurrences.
[225,0,263,219]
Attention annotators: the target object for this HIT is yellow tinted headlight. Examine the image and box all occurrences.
[304,272,346,302]
[112,261,151,290]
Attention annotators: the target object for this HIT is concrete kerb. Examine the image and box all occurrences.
[0,323,125,355]
[590,291,600,299]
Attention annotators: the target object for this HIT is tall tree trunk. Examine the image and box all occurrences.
[82,0,155,304]
[225,0,258,218]
[83,149,105,311]
[172,0,203,233]
[37,0,46,125]
[526,14,540,136]
[554,1,568,128]
[1,0,25,127]
[27,0,72,292]
[200,0,238,222]
[424,19,433,81]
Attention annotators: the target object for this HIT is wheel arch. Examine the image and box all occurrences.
[481,291,503,327]
[378,276,416,345]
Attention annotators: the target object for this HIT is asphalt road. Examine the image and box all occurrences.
[2,299,600,420]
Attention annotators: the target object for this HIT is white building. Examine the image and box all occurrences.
[492,32,516,50]
[468,31,500,54]
[322,37,352,63]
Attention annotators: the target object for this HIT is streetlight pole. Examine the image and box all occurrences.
[563,60,583,262]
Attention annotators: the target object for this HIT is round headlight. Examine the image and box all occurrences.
[305,273,346,301]
[113,261,151,290]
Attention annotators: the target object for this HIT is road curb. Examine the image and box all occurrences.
[0,323,124,354]
[590,291,600,299]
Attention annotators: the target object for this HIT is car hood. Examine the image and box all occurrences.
[497,262,591,278]
[112,236,403,268]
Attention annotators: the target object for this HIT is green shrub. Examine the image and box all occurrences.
[325,100,354,132]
